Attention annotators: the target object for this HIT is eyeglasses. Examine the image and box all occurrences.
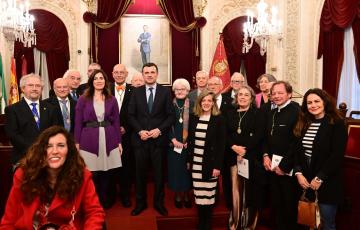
[174,88,187,92]
[113,71,126,75]
[207,83,221,86]
[231,80,244,84]
[26,84,42,88]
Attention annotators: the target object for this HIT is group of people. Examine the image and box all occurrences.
[0,61,347,230]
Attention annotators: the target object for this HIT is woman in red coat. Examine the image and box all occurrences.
[0,126,105,229]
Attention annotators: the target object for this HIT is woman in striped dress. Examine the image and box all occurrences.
[293,88,347,230]
[188,91,226,230]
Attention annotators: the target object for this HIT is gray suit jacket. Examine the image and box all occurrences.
[188,89,199,114]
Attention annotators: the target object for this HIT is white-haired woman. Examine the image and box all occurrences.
[168,78,192,208]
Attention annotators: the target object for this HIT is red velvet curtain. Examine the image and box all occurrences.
[318,0,360,98]
[352,17,360,81]
[158,0,206,85]
[14,9,69,85]
[83,0,132,78]
[222,16,266,91]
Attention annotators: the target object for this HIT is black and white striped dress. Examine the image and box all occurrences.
[192,114,218,205]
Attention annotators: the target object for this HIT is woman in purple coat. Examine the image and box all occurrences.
[75,69,122,208]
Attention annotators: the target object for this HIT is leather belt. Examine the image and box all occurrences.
[85,121,110,128]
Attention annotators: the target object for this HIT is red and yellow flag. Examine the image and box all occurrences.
[9,57,19,105]
[209,34,231,91]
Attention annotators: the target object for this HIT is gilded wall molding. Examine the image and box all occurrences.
[314,0,325,87]
[285,0,299,88]
[29,0,78,68]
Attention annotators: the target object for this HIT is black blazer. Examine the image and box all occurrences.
[263,101,300,173]
[128,84,175,147]
[43,96,76,133]
[293,117,347,204]
[4,98,61,163]
[77,83,88,96]
[188,114,226,180]
[110,83,133,133]
[219,93,232,114]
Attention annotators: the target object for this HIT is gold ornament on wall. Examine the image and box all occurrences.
[196,0,208,16]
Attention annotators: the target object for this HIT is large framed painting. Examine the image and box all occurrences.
[120,14,172,85]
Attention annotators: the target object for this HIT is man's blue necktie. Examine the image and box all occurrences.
[60,99,70,131]
[71,90,77,101]
[148,87,154,112]
[30,102,40,129]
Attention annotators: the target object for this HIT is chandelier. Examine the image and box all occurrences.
[242,0,282,56]
[0,0,36,47]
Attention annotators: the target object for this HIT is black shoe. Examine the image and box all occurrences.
[121,197,132,208]
[131,205,147,216]
[174,199,183,209]
[184,200,192,208]
[154,205,168,216]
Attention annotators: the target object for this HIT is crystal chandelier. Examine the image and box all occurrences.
[242,0,282,56]
[0,0,36,47]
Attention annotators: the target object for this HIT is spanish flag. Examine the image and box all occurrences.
[9,57,19,105]
[209,34,231,91]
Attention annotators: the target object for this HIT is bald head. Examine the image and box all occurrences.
[53,78,70,99]
[131,72,144,87]
[112,64,128,85]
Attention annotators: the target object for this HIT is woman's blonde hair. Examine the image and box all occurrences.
[193,90,220,116]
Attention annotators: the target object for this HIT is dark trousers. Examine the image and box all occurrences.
[270,174,298,230]
[222,161,232,208]
[108,137,133,203]
[134,144,165,207]
[92,171,111,208]
[197,205,213,230]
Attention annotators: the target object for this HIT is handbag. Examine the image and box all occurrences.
[297,190,321,229]
[38,204,77,230]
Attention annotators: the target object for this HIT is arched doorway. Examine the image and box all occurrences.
[222,16,266,91]
[14,9,69,98]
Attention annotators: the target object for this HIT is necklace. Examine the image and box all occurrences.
[237,110,248,134]
[174,100,185,123]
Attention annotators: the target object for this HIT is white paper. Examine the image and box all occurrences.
[271,154,293,176]
[173,146,183,154]
[237,158,249,179]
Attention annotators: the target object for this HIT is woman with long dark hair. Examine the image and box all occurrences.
[75,69,122,208]
[293,88,347,230]
[0,126,105,229]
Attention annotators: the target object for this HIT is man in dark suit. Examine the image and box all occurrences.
[5,73,60,164]
[77,63,101,96]
[207,76,233,209]
[49,69,82,99]
[188,70,209,113]
[44,78,76,133]
[108,63,133,208]
[262,81,300,230]
[64,69,82,100]
[128,62,175,216]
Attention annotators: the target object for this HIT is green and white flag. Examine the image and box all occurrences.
[0,53,7,114]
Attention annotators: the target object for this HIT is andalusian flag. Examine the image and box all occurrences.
[9,57,19,105]
[209,34,231,91]
[0,53,7,114]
